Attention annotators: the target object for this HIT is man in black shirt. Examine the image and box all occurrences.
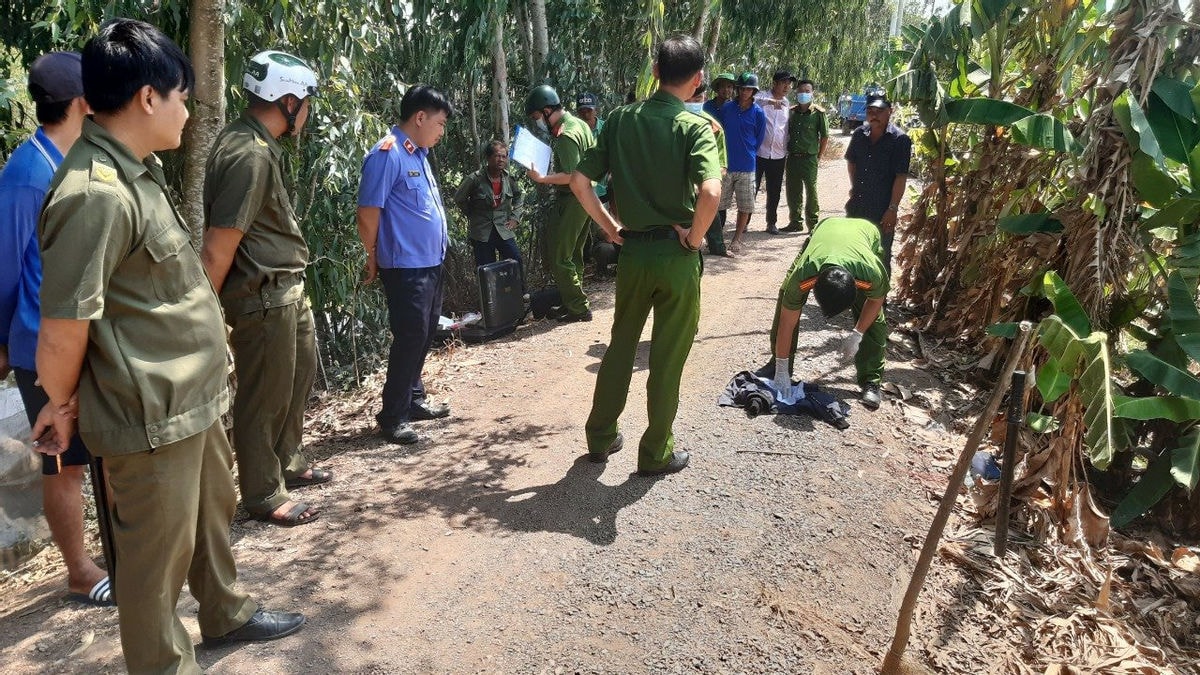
[844,93,912,273]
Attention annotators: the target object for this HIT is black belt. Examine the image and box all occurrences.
[620,228,677,241]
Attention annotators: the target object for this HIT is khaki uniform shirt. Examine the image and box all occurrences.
[452,168,524,243]
[552,111,595,195]
[203,113,307,316]
[39,119,230,455]
[576,90,722,231]
[787,104,829,156]
[780,217,889,311]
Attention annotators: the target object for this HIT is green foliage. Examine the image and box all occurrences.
[997,212,1063,235]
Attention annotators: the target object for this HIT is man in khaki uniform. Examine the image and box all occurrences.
[525,84,596,322]
[568,34,722,476]
[32,19,303,673]
[201,50,330,527]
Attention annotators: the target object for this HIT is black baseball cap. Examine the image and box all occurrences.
[576,92,597,110]
[866,93,892,109]
[28,52,84,104]
[772,70,796,83]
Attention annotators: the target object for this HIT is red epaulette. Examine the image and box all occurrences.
[379,135,396,151]
[798,276,872,292]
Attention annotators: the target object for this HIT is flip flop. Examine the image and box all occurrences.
[67,577,115,607]
[257,502,320,528]
[284,468,333,490]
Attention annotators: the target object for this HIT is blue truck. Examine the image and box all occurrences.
[837,86,885,134]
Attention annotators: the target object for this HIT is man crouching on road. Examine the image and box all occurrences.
[760,217,889,409]
[33,18,304,673]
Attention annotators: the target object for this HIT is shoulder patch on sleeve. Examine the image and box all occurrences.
[855,280,872,291]
[90,158,117,183]
[402,138,416,154]
[379,135,396,151]
[798,276,817,292]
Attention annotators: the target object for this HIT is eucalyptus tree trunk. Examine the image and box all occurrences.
[494,17,511,144]
[467,72,480,156]
[706,12,722,63]
[515,0,535,82]
[693,0,710,43]
[529,0,549,76]
[182,0,225,245]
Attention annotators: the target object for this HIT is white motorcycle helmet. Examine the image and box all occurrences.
[243,50,318,102]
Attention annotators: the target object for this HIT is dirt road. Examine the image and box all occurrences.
[0,134,998,673]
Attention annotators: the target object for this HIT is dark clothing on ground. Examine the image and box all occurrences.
[719,371,851,429]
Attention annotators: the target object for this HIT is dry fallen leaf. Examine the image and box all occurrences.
[1169,547,1199,574]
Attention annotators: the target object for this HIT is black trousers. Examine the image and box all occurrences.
[755,157,786,227]
[378,265,444,426]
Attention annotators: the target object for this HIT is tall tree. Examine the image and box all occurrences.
[529,0,549,77]
[181,0,224,243]
[494,15,511,144]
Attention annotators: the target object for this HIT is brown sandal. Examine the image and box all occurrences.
[257,502,320,527]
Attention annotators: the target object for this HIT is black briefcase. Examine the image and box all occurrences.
[460,259,523,342]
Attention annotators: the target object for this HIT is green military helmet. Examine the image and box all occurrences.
[737,72,760,92]
[525,85,561,114]
[712,72,737,88]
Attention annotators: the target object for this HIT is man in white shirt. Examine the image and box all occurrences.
[754,70,794,235]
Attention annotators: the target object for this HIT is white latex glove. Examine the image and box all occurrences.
[840,329,863,360]
[773,357,791,392]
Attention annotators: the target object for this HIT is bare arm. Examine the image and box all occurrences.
[774,307,802,358]
[856,297,885,333]
[569,171,623,245]
[31,317,89,452]
[200,227,243,293]
[846,161,856,196]
[356,206,382,284]
[880,174,908,232]
[528,169,573,186]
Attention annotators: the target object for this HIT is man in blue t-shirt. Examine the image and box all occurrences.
[718,73,766,254]
[0,51,112,606]
[356,85,454,446]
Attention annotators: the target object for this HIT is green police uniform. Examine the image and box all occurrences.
[785,104,828,230]
[697,109,729,257]
[453,167,524,243]
[546,110,595,315]
[203,113,316,518]
[575,91,722,470]
[39,119,256,674]
[770,217,889,384]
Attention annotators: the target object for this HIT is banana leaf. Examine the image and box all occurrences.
[997,212,1063,234]
[1111,453,1175,527]
[1126,350,1200,399]
[1130,151,1181,206]
[1026,412,1060,433]
[1037,355,1071,403]
[1151,76,1197,120]
[1147,90,1197,165]
[1011,113,1080,153]
[1173,427,1200,492]
[945,97,1034,126]
[986,321,1019,338]
[1167,270,1200,363]
[1043,271,1091,335]
[1038,314,1122,469]
[1140,197,1200,232]
[1114,395,1200,422]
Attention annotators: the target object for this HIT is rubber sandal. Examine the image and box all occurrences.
[257,502,320,527]
[67,576,115,607]
[284,468,333,490]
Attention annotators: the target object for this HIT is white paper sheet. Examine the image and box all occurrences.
[510,125,552,176]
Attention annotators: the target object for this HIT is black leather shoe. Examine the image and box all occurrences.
[589,433,624,463]
[780,224,803,233]
[380,424,419,445]
[766,225,780,235]
[637,451,690,476]
[202,609,306,647]
[410,401,450,421]
[558,309,593,323]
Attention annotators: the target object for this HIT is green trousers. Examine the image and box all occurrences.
[545,193,591,315]
[585,238,700,470]
[229,300,316,516]
[105,421,258,674]
[785,154,820,229]
[768,290,887,385]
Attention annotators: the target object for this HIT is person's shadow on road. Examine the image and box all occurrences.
[455,456,656,546]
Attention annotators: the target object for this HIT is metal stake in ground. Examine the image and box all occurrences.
[88,456,117,598]
[994,370,1026,557]
[880,322,1033,674]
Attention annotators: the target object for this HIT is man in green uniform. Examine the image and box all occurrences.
[569,34,722,476]
[201,50,330,527]
[783,79,828,232]
[763,217,888,409]
[685,82,730,258]
[32,19,304,673]
[525,84,596,322]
